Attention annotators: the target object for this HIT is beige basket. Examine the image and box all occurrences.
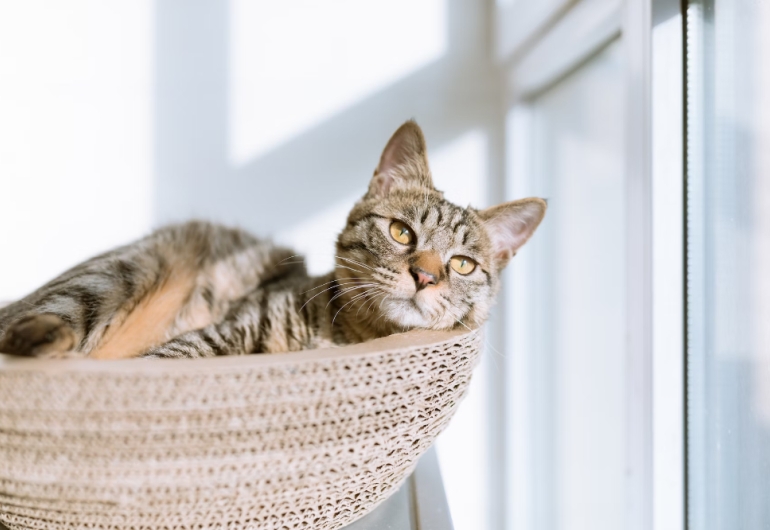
[0,328,481,530]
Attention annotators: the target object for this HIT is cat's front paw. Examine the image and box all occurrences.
[0,314,78,357]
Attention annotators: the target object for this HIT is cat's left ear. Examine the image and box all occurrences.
[479,198,547,268]
[367,120,434,198]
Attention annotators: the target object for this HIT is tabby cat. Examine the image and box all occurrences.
[0,121,546,359]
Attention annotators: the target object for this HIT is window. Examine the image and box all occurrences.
[498,1,683,528]
[507,39,627,530]
[686,1,770,528]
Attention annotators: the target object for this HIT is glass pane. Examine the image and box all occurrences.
[686,1,770,528]
[507,39,625,530]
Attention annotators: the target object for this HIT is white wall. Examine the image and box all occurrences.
[0,0,154,300]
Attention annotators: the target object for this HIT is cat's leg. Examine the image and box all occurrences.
[0,222,243,358]
[141,290,267,359]
[0,221,306,359]
[141,323,251,359]
[0,224,208,358]
[142,241,311,359]
[0,250,162,358]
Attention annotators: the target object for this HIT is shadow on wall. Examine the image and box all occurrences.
[153,0,503,233]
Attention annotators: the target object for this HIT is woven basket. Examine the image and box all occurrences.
[0,328,481,530]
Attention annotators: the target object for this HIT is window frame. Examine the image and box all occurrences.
[493,0,685,528]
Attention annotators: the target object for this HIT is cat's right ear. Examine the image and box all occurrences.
[479,198,547,268]
[367,120,434,198]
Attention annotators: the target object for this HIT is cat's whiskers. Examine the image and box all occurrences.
[335,256,375,272]
[301,278,367,295]
[326,283,379,308]
[298,281,369,313]
[370,295,400,329]
[347,288,379,309]
[436,298,506,366]
[358,288,390,322]
[335,264,369,276]
[372,267,398,281]
[356,287,386,318]
[277,254,306,265]
[367,289,389,312]
[332,287,381,327]
[280,253,372,277]
[369,277,395,291]
[298,286,340,313]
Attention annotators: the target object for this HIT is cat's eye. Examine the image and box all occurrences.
[389,221,415,245]
[450,256,476,275]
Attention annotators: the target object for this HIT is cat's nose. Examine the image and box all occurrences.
[409,251,443,291]
[410,266,437,291]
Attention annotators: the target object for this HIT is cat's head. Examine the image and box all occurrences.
[335,120,546,335]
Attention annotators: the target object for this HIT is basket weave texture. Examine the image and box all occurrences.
[0,328,481,530]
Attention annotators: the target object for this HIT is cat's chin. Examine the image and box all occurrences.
[378,294,451,331]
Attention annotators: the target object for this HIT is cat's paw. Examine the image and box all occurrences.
[0,314,78,357]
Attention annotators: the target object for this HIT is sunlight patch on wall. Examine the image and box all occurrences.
[0,1,153,301]
[228,0,447,165]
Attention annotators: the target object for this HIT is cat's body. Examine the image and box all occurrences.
[0,121,546,359]
[0,222,338,359]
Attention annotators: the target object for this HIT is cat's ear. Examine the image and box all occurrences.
[479,198,547,267]
[367,120,433,198]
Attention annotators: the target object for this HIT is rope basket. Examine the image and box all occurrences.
[0,328,481,530]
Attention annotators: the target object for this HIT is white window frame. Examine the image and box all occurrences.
[492,0,685,528]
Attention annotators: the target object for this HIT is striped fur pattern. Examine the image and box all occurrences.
[0,121,546,359]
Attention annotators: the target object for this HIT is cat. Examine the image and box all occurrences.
[0,121,546,359]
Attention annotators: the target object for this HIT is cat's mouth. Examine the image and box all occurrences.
[376,287,451,329]
[353,270,455,330]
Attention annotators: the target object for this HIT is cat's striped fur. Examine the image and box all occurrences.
[0,121,546,359]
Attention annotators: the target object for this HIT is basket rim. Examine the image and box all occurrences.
[0,328,480,375]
